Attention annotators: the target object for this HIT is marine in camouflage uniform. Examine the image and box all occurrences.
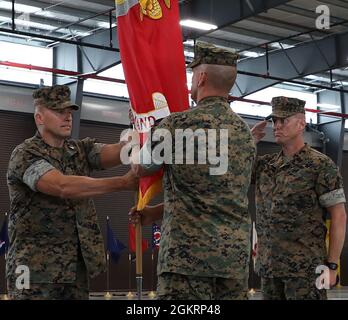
[136,42,256,299]
[6,85,134,300]
[253,97,346,300]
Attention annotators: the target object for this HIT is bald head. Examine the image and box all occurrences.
[190,64,237,102]
[199,64,237,91]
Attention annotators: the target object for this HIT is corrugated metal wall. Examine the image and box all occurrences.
[0,111,347,294]
[0,111,37,294]
[0,111,159,293]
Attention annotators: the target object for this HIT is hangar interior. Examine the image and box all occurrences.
[0,0,347,298]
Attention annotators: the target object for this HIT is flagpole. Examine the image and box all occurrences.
[105,253,112,299]
[249,221,257,297]
[148,249,156,299]
[126,122,136,301]
[131,120,143,300]
[127,253,133,299]
[132,119,143,300]
[107,252,110,293]
[3,212,7,261]
[3,212,9,300]
[105,216,111,299]
[135,214,143,300]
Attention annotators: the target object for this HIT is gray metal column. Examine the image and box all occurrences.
[68,78,84,139]
[53,44,85,139]
[68,45,84,140]
[317,90,346,168]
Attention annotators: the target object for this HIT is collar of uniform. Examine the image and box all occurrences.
[34,130,77,158]
[270,143,309,168]
[198,96,230,106]
[34,130,42,140]
[292,143,310,162]
[65,142,77,157]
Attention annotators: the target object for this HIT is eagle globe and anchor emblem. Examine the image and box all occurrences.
[139,0,171,20]
[117,0,173,131]
[116,0,171,20]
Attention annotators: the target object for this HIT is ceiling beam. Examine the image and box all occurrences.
[74,0,115,8]
[54,26,120,77]
[195,35,266,53]
[1,0,111,22]
[232,30,348,97]
[0,9,92,34]
[179,0,293,40]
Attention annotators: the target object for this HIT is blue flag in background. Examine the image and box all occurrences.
[107,219,126,263]
[0,216,9,256]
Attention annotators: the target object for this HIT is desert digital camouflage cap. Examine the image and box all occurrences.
[33,85,79,111]
[187,41,239,69]
[267,96,306,119]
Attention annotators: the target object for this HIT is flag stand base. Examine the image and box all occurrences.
[127,291,134,299]
[148,291,156,299]
[104,291,112,300]
[136,276,143,300]
[248,288,256,296]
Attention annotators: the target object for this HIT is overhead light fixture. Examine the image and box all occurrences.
[0,1,40,14]
[271,43,295,50]
[180,19,217,31]
[96,21,117,29]
[243,51,261,58]
[0,16,57,31]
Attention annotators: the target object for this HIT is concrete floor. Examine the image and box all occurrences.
[1,287,347,300]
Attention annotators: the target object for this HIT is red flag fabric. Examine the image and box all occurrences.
[128,223,149,253]
[116,0,189,209]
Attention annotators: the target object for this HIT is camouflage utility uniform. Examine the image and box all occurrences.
[254,97,346,300]
[149,96,256,299]
[6,86,106,300]
[139,42,257,300]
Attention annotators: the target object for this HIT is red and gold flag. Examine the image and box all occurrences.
[116,0,189,209]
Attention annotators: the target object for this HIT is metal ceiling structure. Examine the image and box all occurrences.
[1,0,348,92]
[0,0,347,159]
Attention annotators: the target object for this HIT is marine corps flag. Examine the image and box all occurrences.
[116,0,189,209]
[116,0,189,298]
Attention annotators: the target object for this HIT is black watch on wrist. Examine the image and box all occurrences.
[325,261,338,271]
